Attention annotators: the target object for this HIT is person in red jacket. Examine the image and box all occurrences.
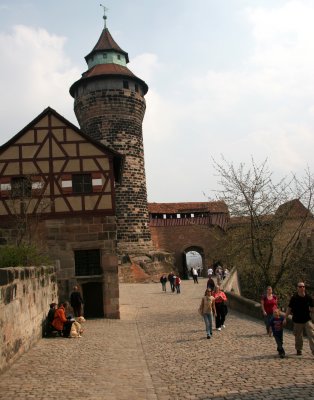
[213,286,227,331]
[175,275,181,294]
[261,286,278,336]
[52,302,72,336]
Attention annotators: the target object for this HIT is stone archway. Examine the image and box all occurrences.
[183,246,205,279]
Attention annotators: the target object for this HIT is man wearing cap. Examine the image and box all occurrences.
[284,282,314,356]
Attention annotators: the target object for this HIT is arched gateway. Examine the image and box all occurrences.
[148,202,230,277]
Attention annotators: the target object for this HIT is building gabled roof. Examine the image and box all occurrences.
[275,199,312,218]
[85,28,129,63]
[148,201,229,215]
[0,106,124,182]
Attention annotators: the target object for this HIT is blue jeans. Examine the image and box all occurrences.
[273,332,284,353]
[264,314,273,333]
[203,313,213,336]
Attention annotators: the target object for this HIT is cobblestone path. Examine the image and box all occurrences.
[0,280,313,400]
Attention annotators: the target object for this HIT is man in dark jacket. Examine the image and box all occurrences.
[168,272,175,292]
[70,286,84,317]
[284,281,314,356]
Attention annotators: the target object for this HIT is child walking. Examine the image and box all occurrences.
[269,308,285,358]
[175,275,181,293]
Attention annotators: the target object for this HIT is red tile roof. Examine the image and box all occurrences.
[82,63,136,79]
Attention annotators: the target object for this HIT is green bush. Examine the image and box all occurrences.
[0,245,51,268]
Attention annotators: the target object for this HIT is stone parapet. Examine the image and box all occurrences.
[226,291,294,331]
[0,266,57,373]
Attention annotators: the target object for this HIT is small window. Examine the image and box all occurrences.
[72,174,92,194]
[117,54,121,60]
[123,80,129,89]
[74,249,101,276]
[11,177,31,198]
[135,84,139,93]
[103,53,107,59]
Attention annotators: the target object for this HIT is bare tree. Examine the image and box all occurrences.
[212,157,314,292]
[7,175,51,245]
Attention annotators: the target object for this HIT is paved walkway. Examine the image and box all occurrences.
[0,280,313,400]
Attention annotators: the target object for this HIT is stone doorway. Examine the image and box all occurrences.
[82,282,104,318]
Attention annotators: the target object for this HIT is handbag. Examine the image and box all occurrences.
[198,301,203,316]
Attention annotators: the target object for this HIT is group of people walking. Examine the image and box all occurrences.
[160,270,314,358]
[261,282,314,358]
[160,270,229,338]
[160,272,182,293]
[199,286,228,338]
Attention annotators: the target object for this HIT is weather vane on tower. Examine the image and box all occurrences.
[100,4,109,29]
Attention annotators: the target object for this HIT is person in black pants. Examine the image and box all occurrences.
[213,286,227,331]
[168,272,175,292]
[70,286,84,317]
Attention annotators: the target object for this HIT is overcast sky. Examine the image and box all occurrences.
[1,0,314,202]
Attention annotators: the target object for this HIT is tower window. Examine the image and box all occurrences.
[135,84,139,93]
[103,53,107,59]
[123,80,129,89]
[72,174,92,194]
[117,54,121,60]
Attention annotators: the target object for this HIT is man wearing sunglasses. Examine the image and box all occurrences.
[284,282,314,356]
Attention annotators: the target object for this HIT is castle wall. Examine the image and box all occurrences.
[150,224,225,273]
[0,266,57,373]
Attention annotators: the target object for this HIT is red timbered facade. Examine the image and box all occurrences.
[0,107,122,218]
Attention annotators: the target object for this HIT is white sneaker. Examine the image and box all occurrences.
[222,325,226,328]
[217,327,221,331]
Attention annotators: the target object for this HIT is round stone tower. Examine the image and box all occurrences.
[70,16,153,256]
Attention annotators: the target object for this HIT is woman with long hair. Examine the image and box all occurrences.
[199,288,216,339]
[261,286,278,336]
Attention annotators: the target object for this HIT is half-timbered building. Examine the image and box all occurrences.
[0,107,123,318]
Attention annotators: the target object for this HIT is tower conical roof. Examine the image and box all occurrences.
[85,28,129,63]
[70,24,148,97]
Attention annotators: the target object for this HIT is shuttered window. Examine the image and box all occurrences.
[74,249,102,276]
[72,174,92,194]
